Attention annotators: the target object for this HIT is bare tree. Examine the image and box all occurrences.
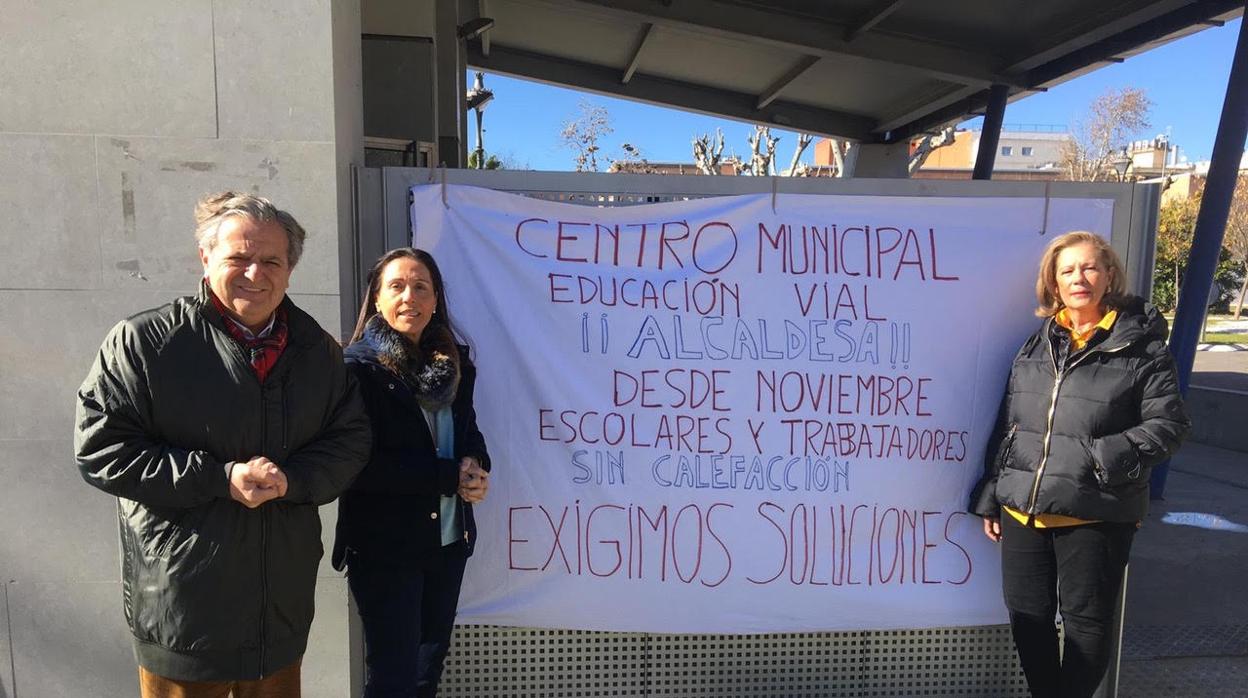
[613,143,660,175]
[692,129,727,175]
[695,128,813,176]
[560,101,614,172]
[746,125,780,176]
[786,133,815,176]
[794,129,955,178]
[1226,175,1248,318]
[1060,87,1153,182]
[691,127,950,179]
[909,126,957,175]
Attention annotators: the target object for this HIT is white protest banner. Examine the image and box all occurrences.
[410,184,1114,633]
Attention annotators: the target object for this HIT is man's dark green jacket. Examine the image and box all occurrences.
[74,286,371,681]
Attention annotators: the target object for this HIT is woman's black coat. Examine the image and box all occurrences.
[970,296,1189,523]
[332,336,490,570]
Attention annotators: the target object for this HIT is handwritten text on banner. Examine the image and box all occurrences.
[411,185,1114,633]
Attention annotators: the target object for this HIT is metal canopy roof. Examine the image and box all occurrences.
[464,0,1244,143]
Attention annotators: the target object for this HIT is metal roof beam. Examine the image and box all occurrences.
[1024,0,1245,87]
[756,55,820,109]
[479,0,492,56]
[845,0,908,42]
[874,84,983,135]
[545,0,1023,88]
[622,23,654,84]
[879,1,1244,141]
[467,43,877,140]
[879,90,996,143]
[1006,0,1240,74]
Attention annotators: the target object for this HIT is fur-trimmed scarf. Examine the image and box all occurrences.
[364,313,460,410]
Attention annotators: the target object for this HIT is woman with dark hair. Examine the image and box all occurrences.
[970,231,1189,697]
[333,247,490,697]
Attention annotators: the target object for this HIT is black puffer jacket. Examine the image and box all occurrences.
[332,319,491,570]
[75,287,371,681]
[970,296,1189,522]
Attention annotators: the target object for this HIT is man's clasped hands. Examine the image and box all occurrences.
[228,456,489,508]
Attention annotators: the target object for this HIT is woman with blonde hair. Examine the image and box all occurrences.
[970,231,1189,697]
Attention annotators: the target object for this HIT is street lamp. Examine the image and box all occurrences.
[1111,148,1132,182]
[465,72,494,169]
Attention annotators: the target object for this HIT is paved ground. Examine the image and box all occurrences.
[1190,316,1248,392]
[1192,349,1248,393]
[1116,440,1248,696]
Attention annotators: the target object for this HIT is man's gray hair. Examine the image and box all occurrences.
[194,191,307,268]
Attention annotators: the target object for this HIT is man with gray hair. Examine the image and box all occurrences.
[75,191,371,696]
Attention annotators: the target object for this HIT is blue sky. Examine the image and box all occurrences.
[473,18,1243,172]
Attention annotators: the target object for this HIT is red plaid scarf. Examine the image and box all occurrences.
[207,288,289,383]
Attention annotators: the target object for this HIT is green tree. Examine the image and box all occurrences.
[1225,175,1248,318]
[1153,192,1241,313]
[467,151,502,170]
[1153,196,1199,311]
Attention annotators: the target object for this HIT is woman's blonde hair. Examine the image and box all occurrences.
[1034,231,1127,317]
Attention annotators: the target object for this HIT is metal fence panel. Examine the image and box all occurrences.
[353,167,1158,696]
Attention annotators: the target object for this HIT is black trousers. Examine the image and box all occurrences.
[1000,514,1135,698]
[347,544,470,698]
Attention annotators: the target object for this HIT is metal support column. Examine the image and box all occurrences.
[1153,15,1248,498]
[972,84,1010,180]
[457,25,470,167]
[434,0,463,167]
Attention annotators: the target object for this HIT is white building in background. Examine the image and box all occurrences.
[1189,149,1248,174]
[906,126,1202,183]
[992,127,1068,170]
[1123,133,1197,180]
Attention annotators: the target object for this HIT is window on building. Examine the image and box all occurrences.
[1021,146,1034,156]
[1001,146,1013,156]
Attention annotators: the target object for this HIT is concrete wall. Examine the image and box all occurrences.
[0,1,363,695]
[1185,386,1248,453]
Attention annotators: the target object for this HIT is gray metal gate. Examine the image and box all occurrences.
[349,167,1161,697]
